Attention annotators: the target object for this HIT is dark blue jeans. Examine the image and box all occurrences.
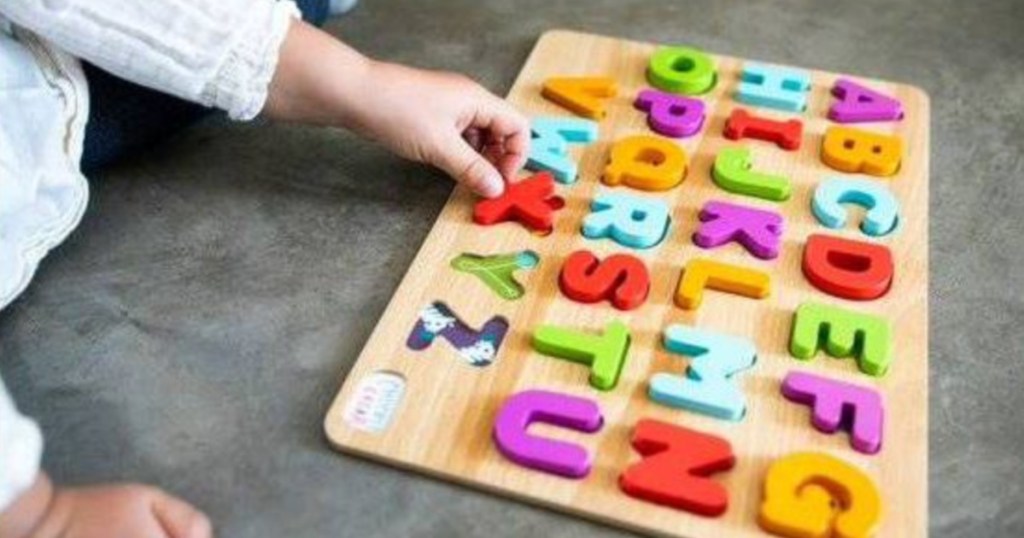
[81,0,329,173]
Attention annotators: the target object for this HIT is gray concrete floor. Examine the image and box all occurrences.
[2,0,1023,536]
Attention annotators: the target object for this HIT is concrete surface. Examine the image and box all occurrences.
[2,0,1023,536]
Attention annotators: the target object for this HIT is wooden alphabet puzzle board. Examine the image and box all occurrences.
[325,30,929,537]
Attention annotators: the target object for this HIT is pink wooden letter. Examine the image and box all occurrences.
[782,371,884,454]
[693,201,783,260]
[492,390,603,478]
[634,89,706,138]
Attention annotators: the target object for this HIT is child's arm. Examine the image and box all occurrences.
[1,1,528,197]
[263,20,529,198]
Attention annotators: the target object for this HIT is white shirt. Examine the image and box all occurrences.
[0,0,298,511]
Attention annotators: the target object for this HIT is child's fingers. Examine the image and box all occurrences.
[470,94,530,179]
[434,133,506,198]
[476,130,526,182]
[463,128,485,152]
[151,491,213,538]
[496,150,527,182]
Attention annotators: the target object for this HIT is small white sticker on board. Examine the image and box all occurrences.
[342,371,406,433]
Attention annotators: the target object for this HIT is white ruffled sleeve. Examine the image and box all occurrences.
[0,0,299,120]
[0,374,43,511]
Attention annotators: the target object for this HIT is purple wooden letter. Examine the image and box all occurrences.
[492,390,603,478]
[693,201,783,260]
[634,89,706,138]
[782,371,884,455]
[828,78,904,123]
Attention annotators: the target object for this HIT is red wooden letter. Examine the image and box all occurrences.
[724,108,803,151]
[802,233,894,300]
[558,250,650,310]
[473,172,564,232]
[619,419,735,516]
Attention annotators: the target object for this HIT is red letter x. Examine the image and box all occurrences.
[473,172,565,233]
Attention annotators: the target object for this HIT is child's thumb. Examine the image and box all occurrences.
[152,492,213,538]
[434,136,505,198]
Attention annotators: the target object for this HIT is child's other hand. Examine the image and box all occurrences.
[349,61,530,198]
[265,21,530,198]
[1,474,212,538]
[39,484,212,538]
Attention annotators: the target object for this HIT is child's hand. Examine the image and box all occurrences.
[38,484,212,538]
[346,61,530,198]
[265,21,530,198]
[1,474,211,538]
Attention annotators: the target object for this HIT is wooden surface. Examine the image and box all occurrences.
[324,29,929,537]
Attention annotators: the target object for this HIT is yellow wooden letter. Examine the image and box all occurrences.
[674,258,770,310]
[822,126,902,177]
[541,76,618,119]
[603,135,688,191]
[759,452,883,538]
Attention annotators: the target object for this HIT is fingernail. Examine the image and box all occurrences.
[481,175,504,198]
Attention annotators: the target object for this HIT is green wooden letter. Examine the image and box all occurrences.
[789,302,892,377]
[532,320,631,390]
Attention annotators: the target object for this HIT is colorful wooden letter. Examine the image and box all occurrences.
[473,172,564,233]
[694,200,784,260]
[812,177,900,237]
[493,390,603,478]
[451,250,539,300]
[759,452,883,538]
[649,325,757,421]
[724,108,803,150]
[533,320,631,391]
[829,78,904,123]
[619,419,735,516]
[821,126,902,177]
[603,134,688,191]
[541,76,618,120]
[802,234,894,300]
[736,62,811,112]
[675,258,771,310]
[782,371,884,455]
[712,147,791,201]
[634,89,706,138]
[559,250,650,310]
[647,46,716,95]
[790,302,892,377]
[406,302,509,367]
[526,116,599,183]
[582,192,671,249]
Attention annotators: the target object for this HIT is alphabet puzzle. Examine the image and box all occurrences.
[325,30,929,538]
